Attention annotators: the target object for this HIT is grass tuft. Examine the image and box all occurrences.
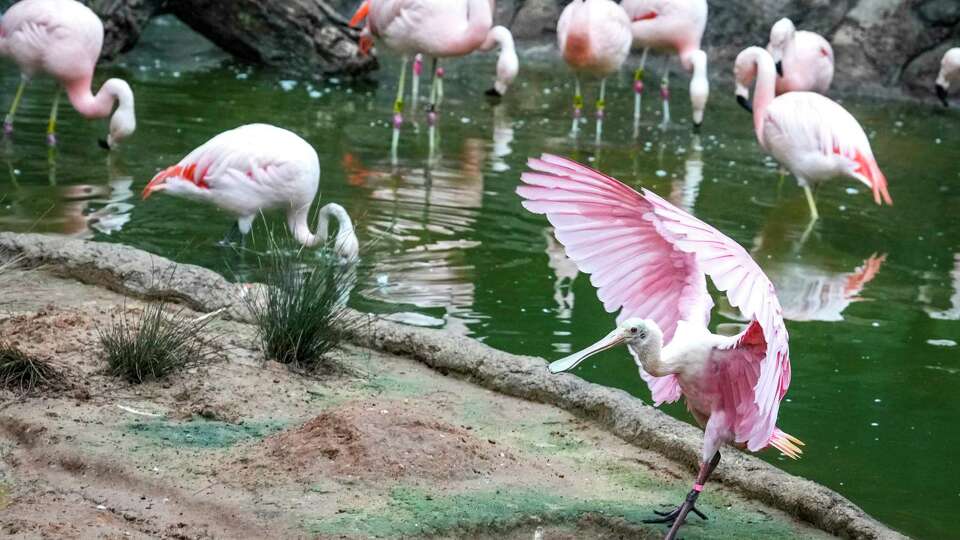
[243,241,359,372]
[0,343,65,394]
[98,303,219,384]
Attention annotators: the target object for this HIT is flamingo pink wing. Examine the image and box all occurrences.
[641,189,790,451]
[517,154,712,405]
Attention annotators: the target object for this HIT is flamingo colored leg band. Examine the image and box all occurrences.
[693,484,704,492]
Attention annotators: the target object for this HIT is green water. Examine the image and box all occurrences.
[1,17,958,539]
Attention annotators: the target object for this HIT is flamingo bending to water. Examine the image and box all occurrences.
[0,0,135,148]
[621,0,709,130]
[735,47,891,220]
[141,124,359,262]
[766,18,833,95]
[935,48,960,107]
[518,154,802,540]
[556,0,632,141]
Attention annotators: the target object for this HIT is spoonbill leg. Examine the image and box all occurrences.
[645,451,721,540]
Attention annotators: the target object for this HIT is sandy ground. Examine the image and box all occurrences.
[0,264,836,539]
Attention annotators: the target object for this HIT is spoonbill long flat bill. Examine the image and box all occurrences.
[141,124,359,262]
[0,0,136,148]
[735,46,891,221]
[517,154,802,540]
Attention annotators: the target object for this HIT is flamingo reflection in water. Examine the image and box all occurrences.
[922,254,960,321]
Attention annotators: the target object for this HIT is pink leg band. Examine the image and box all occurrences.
[693,483,704,492]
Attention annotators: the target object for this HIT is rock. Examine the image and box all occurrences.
[511,0,563,39]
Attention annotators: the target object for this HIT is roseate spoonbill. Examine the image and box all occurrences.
[734,47,891,221]
[141,124,359,262]
[935,48,960,107]
[621,0,709,131]
[556,0,632,141]
[766,18,833,95]
[517,154,802,540]
[0,0,136,148]
[350,0,518,124]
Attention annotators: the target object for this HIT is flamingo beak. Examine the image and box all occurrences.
[936,84,949,107]
[548,328,626,374]
[775,61,783,77]
[736,95,752,113]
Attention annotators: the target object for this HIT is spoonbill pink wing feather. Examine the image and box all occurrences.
[518,154,791,450]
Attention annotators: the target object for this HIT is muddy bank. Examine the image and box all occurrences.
[0,232,905,539]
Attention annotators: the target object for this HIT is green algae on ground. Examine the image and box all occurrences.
[127,418,285,448]
[307,486,813,539]
[0,483,10,511]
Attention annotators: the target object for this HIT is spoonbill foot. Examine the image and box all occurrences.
[645,499,709,523]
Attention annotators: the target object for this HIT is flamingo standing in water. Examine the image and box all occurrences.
[734,47,891,221]
[765,18,833,95]
[556,0,632,141]
[621,0,709,131]
[935,48,960,107]
[141,124,359,262]
[518,154,802,540]
[0,0,135,148]
[350,0,518,126]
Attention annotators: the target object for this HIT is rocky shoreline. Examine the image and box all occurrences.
[0,232,907,539]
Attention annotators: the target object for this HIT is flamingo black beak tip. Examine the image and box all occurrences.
[97,138,111,150]
[936,84,949,107]
[736,95,753,113]
[775,61,784,77]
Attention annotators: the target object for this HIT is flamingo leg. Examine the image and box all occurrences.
[633,47,649,138]
[571,77,583,136]
[411,54,423,113]
[391,56,409,163]
[595,78,606,144]
[427,58,442,126]
[47,90,61,146]
[803,184,820,221]
[646,451,721,540]
[660,57,671,127]
[4,75,28,135]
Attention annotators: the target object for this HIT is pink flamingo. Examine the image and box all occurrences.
[621,0,709,130]
[518,154,802,540]
[0,0,136,148]
[141,124,359,261]
[935,48,960,107]
[350,0,518,126]
[556,0,632,141]
[734,46,891,221]
[766,18,833,95]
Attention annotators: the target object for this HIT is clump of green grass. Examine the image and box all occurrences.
[98,303,220,384]
[0,342,64,394]
[243,244,359,372]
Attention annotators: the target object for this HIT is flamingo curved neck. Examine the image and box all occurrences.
[288,203,357,253]
[744,48,777,143]
[482,26,518,95]
[66,78,133,120]
[445,0,493,55]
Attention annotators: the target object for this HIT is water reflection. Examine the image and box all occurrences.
[669,134,703,212]
[359,137,486,334]
[923,253,960,321]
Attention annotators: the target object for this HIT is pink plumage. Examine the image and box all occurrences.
[735,46,891,219]
[519,153,802,538]
[766,17,834,95]
[0,0,135,147]
[141,124,359,261]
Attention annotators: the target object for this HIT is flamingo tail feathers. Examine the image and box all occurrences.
[142,163,206,199]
